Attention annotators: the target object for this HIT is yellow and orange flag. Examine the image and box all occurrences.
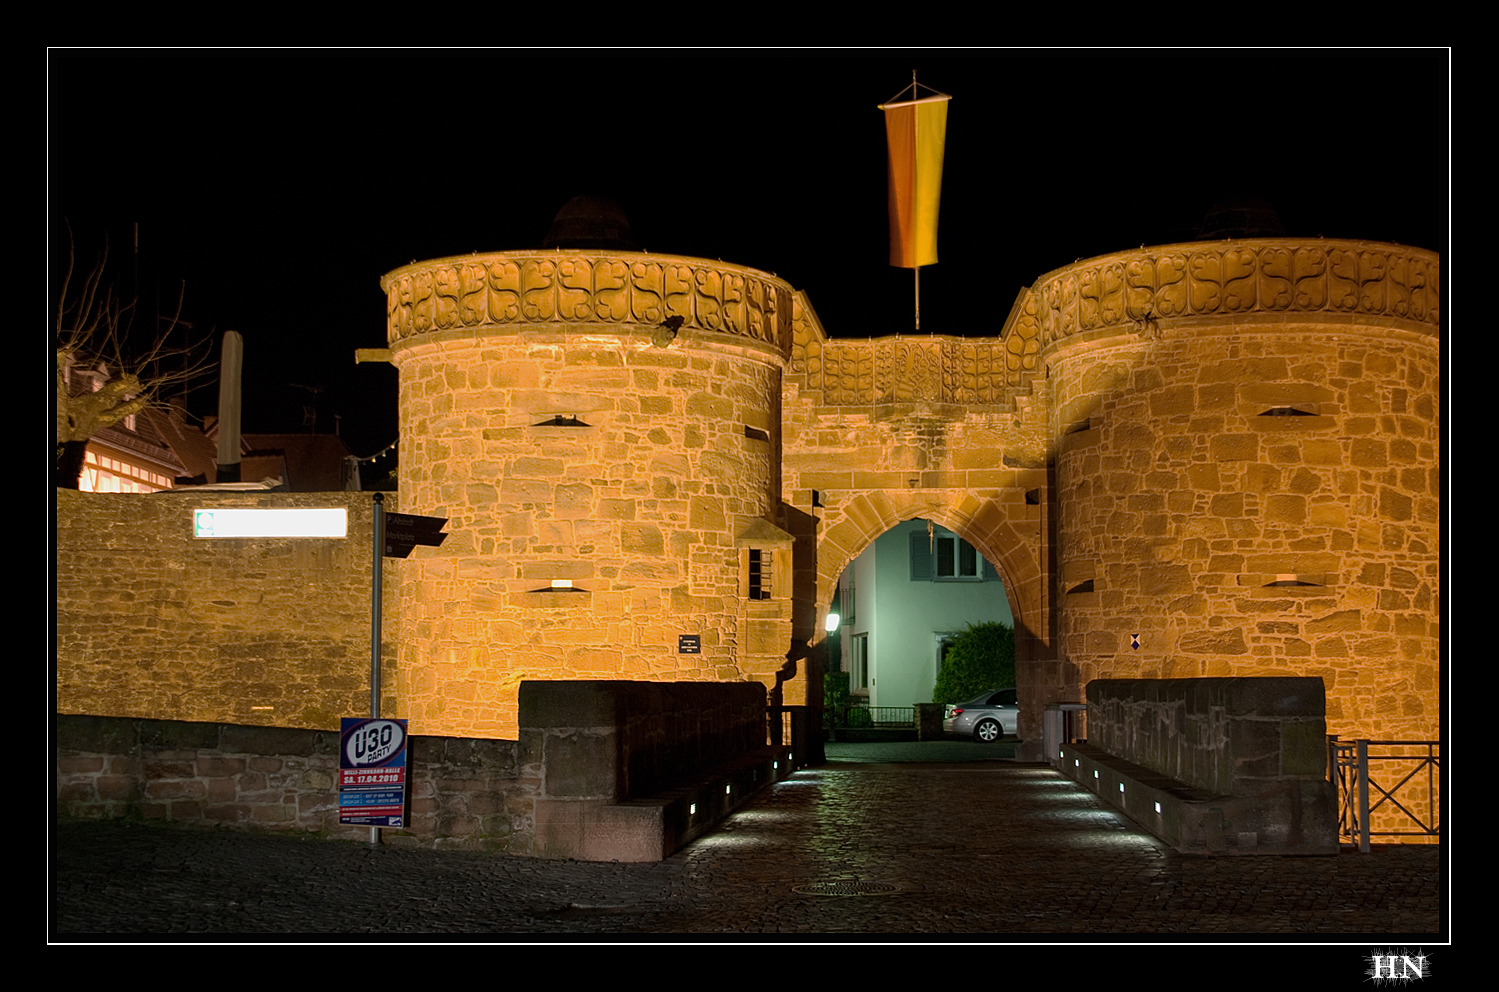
[880,83,950,269]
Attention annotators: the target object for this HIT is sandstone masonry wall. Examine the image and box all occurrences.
[781,299,1056,737]
[55,714,529,850]
[383,253,796,740]
[55,238,1440,806]
[1040,243,1440,745]
[55,489,396,730]
[781,240,1439,752]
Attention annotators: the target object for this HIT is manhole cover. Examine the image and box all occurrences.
[791,880,905,897]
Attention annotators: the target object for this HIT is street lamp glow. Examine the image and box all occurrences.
[825,611,841,632]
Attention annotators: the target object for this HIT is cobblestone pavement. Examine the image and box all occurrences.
[52,744,1444,939]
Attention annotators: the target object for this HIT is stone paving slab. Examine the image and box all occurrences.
[52,752,1443,939]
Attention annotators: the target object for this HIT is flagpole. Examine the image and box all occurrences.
[881,70,947,335]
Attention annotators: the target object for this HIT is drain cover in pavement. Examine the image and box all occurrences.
[792,880,904,896]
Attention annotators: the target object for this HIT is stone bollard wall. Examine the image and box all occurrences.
[56,680,792,860]
[522,680,793,861]
[54,714,533,850]
[1059,678,1337,854]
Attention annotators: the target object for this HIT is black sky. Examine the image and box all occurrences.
[48,50,1450,460]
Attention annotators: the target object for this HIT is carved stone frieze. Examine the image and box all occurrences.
[790,294,1029,408]
[383,252,794,355]
[1034,240,1440,348]
[791,335,1021,408]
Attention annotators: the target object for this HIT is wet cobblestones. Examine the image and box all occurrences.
[52,746,1443,938]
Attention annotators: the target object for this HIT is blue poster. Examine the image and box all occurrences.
[338,718,409,827]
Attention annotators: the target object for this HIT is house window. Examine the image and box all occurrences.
[850,633,869,692]
[911,530,986,581]
[749,549,772,600]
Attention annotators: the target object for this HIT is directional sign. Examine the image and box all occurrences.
[383,512,448,559]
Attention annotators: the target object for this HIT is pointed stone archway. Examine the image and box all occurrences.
[795,487,1051,742]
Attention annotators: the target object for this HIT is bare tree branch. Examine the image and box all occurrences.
[55,224,217,488]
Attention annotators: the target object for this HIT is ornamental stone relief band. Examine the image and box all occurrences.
[789,334,1023,408]
[788,241,1439,408]
[383,252,794,351]
[1033,241,1440,344]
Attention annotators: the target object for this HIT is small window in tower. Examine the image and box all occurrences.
[749,549,772,600]
[744,425,770,442]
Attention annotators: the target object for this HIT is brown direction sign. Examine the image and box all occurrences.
[383,512,448,559]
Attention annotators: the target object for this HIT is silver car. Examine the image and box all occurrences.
[943,688,1018,742]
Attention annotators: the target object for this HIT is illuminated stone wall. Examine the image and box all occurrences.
[1038,241,1440,746]
[55,489,396,729]
[382,253,795,739]
[55,238,1440,797]
[782,240,1439,753]
[781,297,1056,734]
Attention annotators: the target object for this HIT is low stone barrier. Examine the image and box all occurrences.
[1057,678,1336,855]
[54,715,532,849]
[521,681,796,861]
[55,680,795,861]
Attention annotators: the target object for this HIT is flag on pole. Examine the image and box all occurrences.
[881,84,950,269]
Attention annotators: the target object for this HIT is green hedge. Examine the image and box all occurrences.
[932,621,1015,706]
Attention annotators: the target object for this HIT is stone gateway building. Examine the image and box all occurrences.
[372,236,1439,748]
[57,235,1440,760]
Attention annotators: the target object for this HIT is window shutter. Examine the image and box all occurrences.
[909,532,932,580]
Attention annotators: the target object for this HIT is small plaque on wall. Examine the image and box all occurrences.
[678,635,700,654]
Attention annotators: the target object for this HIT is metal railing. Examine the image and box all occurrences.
[829,705,915,729]
[768,705,810,755]
[1328,737,1441,851]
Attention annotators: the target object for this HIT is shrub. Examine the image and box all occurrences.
[932,621,1015,706]
[824,670,850,729]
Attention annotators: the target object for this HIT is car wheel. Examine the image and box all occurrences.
[975,719,1002,743]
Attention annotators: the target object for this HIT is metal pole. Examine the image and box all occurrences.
[369,492,385,846]
[1357,738,1370,853]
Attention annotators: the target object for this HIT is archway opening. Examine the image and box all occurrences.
[826,518,1014,734]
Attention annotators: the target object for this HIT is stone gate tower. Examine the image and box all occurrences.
[1035,242,1441,739]
[382,249,796,738]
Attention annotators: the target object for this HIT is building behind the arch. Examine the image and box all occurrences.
[56,235,1440,775]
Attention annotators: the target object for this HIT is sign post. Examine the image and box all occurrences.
[363,494,447,844]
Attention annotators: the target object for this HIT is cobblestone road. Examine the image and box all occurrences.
[52,745,1444,939]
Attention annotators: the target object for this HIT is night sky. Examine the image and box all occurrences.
[48,51,1449,462]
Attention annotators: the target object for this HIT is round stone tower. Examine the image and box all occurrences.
[1037,239,1440,742]
[382,248,795,738]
